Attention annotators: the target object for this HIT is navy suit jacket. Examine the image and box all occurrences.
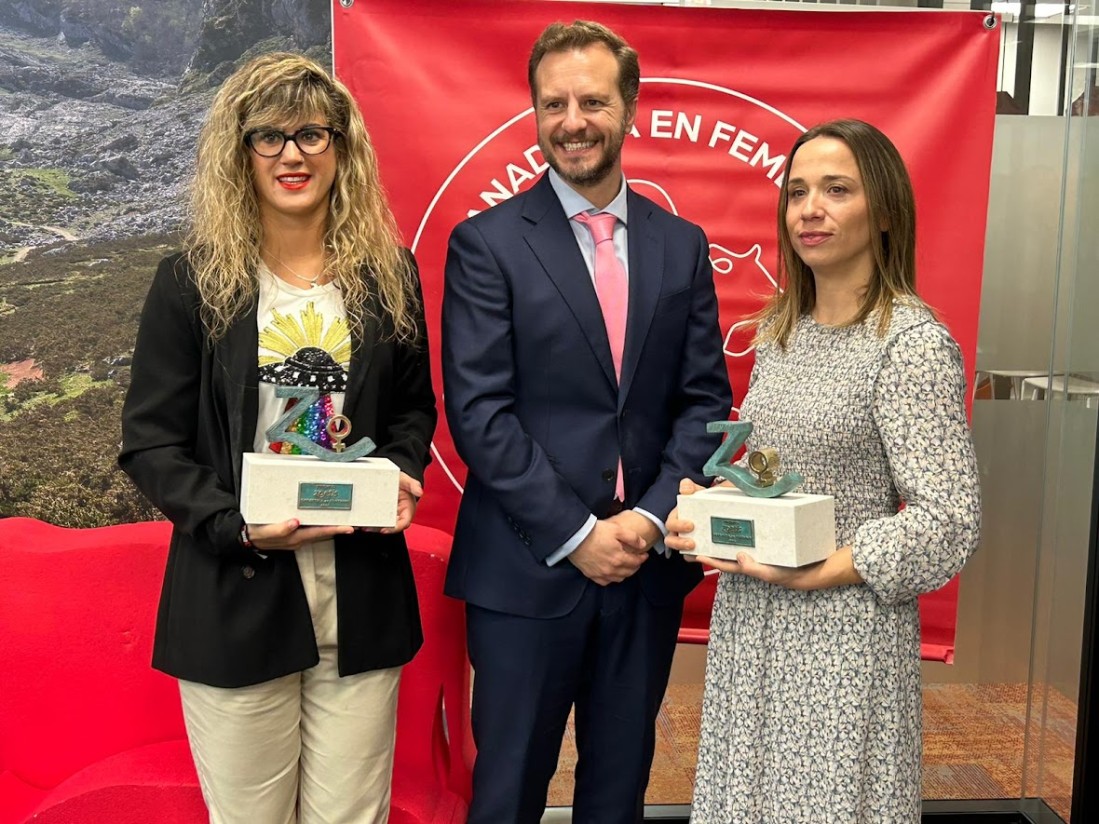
[442,174,732,619]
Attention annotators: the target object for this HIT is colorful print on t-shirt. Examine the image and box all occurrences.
[258,301,351,453]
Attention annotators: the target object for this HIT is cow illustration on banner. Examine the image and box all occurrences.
[333,0,998,659]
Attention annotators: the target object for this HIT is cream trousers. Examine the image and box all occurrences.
[179,541,401,824]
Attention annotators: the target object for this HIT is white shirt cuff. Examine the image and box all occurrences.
[545,514,597,566]
[634,507,670,558]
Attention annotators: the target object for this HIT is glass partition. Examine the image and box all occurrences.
[1019,12,1099,821]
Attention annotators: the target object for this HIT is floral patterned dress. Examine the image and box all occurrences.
[690,303,981,824]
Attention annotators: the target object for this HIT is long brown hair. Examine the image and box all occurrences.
[756,119,924,348]
[186,52,418,342]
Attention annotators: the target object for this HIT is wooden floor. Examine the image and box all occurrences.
[547,682,1077,821]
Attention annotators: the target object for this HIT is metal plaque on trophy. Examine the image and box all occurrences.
[675,421,836,567]
[240,386,400,527]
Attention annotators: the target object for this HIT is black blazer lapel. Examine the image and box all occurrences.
[219,301,259,493]
[619,190,663,410]
[342,301,378,422]
[522,175,617,390]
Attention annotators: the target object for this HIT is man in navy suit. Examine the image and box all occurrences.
[442,20,732,824]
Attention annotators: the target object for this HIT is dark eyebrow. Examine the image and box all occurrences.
[786,174,857,187]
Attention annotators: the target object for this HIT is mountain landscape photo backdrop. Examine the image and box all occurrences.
[0,0,330,525]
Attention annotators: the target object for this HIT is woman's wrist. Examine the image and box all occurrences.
[820,547,862,588]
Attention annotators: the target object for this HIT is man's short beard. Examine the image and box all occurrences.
[545,149,618,187]
[538,120,627,189]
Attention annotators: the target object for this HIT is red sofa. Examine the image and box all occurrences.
[0,518,470,824]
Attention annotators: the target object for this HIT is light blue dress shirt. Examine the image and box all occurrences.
[543,169,668,567]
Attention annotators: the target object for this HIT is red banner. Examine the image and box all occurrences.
[333,0,998,661]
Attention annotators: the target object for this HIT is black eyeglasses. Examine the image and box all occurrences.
[244,126,340,157]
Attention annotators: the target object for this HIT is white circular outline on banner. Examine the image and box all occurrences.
[410,77,807,255]
[415,79,807,495]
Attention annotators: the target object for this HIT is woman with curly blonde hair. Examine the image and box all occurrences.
[120,52,436,823]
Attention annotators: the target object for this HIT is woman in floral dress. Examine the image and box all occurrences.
[667,119,981,823]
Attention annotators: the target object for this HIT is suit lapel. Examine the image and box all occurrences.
[619,191,663,410]
[342,291,378,422]
[522,176,617,390]
[221,300,259,494]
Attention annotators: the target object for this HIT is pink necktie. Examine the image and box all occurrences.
[574,211,627,377]
[574,210,627,500]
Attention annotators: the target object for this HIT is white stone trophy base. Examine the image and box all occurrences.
[240,453,400,527]
[675,486,836,567]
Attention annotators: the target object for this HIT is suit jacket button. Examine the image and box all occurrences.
[602,469,615,482]
[242,565,255,579]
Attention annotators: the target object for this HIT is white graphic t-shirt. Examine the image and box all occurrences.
[253,267,350,454]
[252,264,350,648]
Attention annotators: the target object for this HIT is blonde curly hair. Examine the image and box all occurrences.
[186,52,418,341]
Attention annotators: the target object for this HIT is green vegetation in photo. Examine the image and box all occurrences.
[0,234,177,527]
[6,169,78,229]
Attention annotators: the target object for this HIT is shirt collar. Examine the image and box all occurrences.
[547,168,629,226]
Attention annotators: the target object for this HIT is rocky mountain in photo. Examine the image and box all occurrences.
[186,0,330,86]
[0,0,63,38]
[0,0,332,527]
[0,0,331,257]
[0,0,329,79]
[0,25,206,251]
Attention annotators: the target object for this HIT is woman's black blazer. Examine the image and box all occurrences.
[119,252,437,688]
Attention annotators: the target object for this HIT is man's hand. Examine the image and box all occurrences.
[568,519,649,585]
[607,509,662,553]
[248,520,354,550]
